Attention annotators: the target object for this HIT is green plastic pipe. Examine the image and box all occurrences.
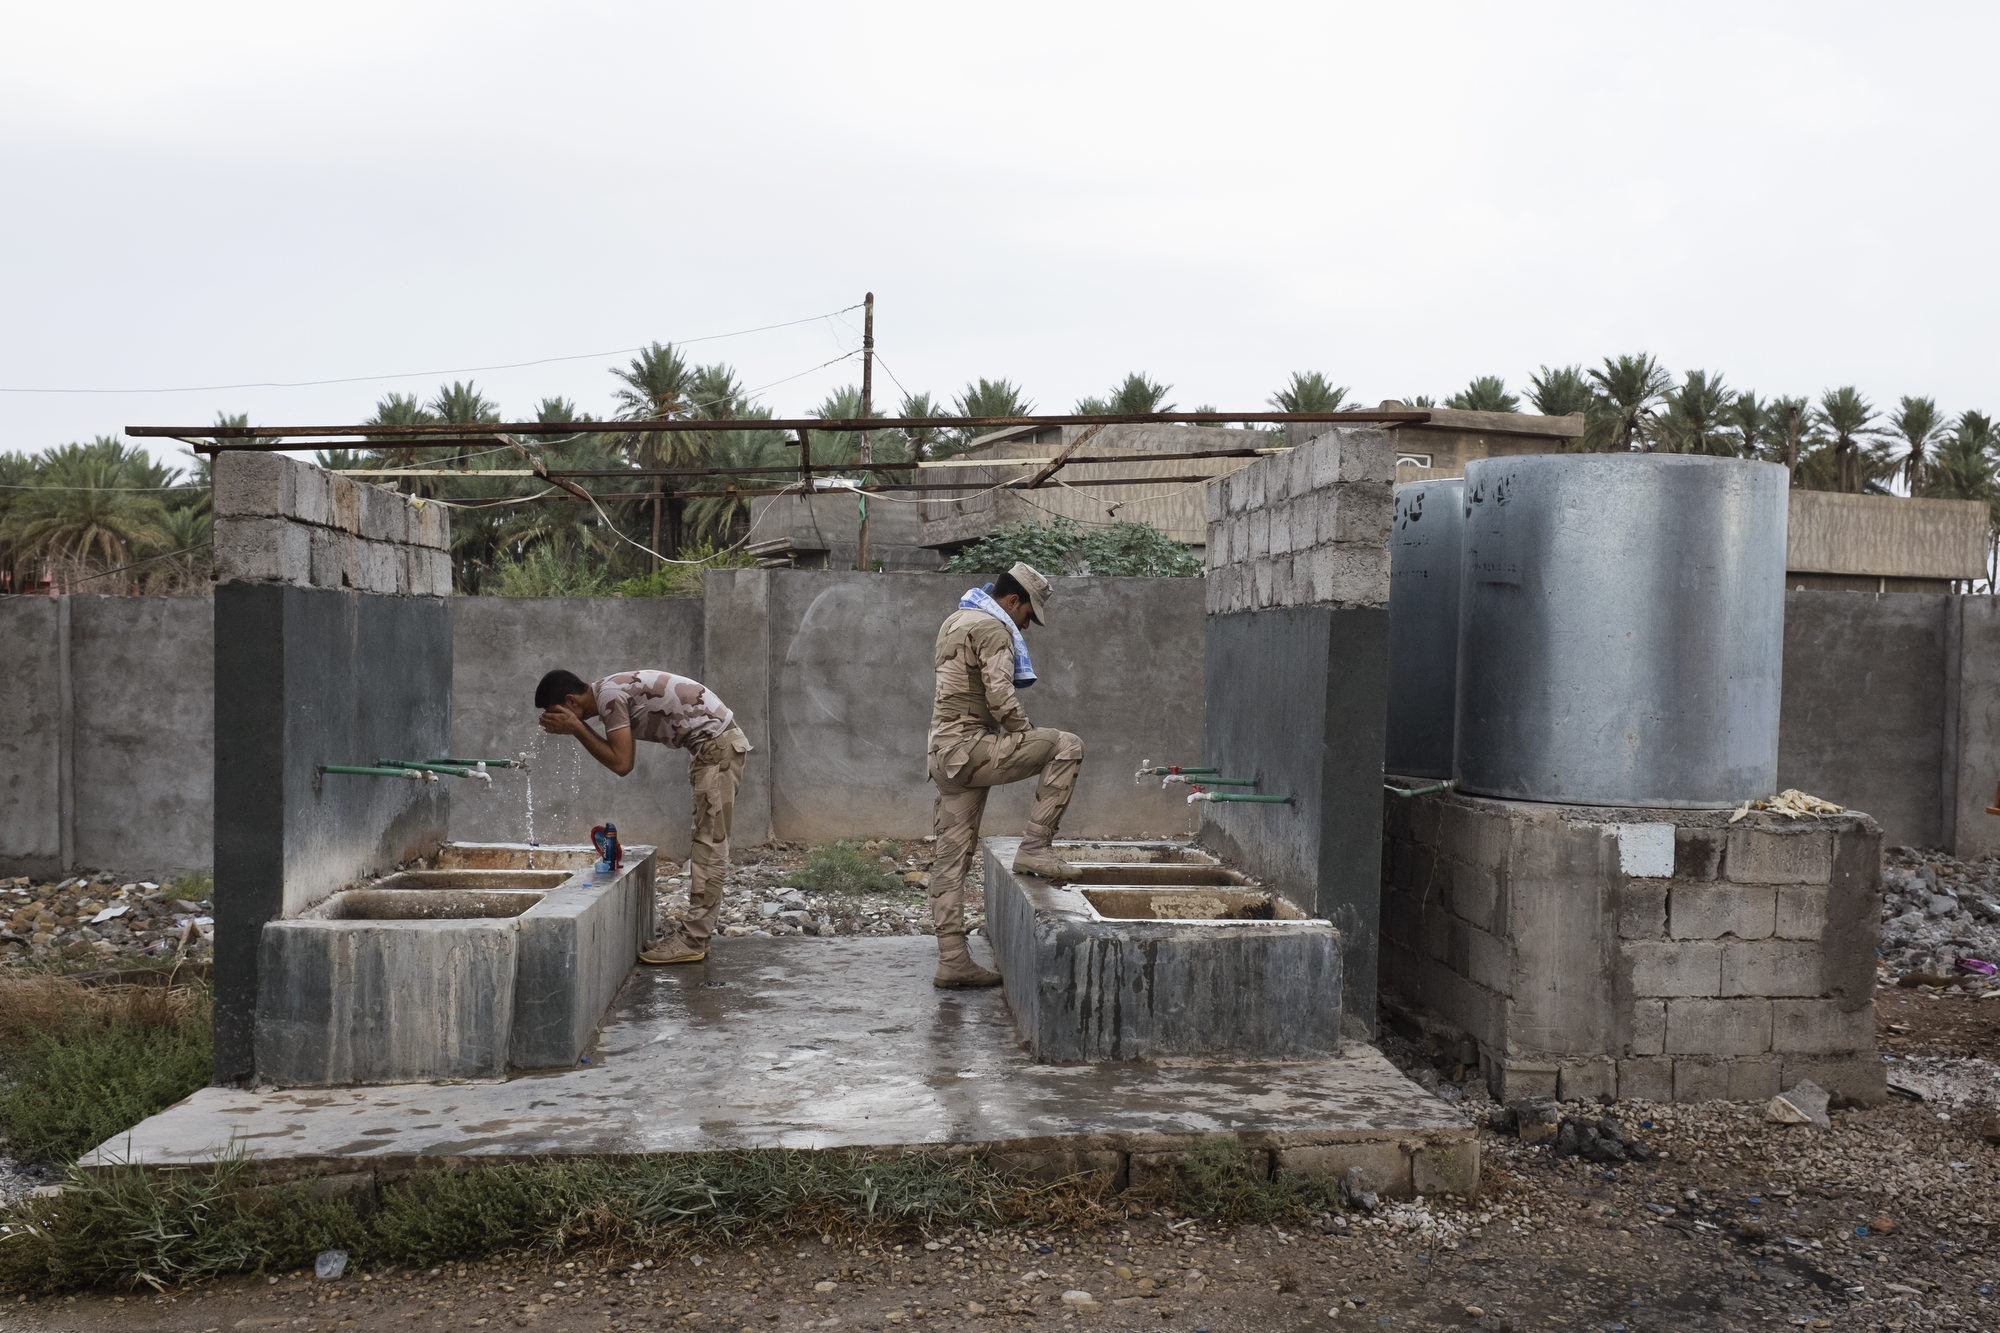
[1384,780,1455,798]
[1201,793,1293,803]
[375,759,475,778]
[322,765,424,780]
[1139,765,1219,775]
[1184,777,1259,787]
[428,757,519,768]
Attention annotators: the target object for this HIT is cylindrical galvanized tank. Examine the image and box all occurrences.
[1385,478,1466,778]
[1455,454,1788,807]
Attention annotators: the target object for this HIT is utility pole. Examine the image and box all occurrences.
[856,291,875,572]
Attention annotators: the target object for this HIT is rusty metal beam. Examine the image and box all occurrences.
[1024,422,1105,490]
[539,446,1280,481]
[489,474,1223,501]
[133,410,1430,447]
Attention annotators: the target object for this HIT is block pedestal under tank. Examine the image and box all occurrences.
[982,838,1342,1062]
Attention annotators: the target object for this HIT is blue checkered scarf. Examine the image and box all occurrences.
[959,585,1036,689]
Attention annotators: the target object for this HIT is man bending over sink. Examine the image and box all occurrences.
[535,668,750,965]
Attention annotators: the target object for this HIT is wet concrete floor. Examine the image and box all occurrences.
[84,937,1468,1173]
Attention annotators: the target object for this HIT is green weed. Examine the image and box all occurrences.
[613,543,755,598]
[1152,1134,1341,1225]
[791,842,908,896]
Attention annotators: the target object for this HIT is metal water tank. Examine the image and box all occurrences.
[1385,478,1465,778]
[1455,454,1787,807]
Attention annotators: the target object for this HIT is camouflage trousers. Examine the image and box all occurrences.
[926,727,1083,939]
[666,724,750,950]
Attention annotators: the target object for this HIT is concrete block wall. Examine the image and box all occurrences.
[214,451,453,596]
[1203,426,1394,614]
[1381,790,1884,1105]
[212,453,454,1084]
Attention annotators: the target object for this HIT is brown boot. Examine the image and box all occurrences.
[933,933,1001,989]
[1012,826,1076,880]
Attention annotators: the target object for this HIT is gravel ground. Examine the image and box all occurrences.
[0,872,214,971]
[657,840,977,944]
[1877,847,2000,983]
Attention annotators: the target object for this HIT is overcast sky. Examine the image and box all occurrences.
[4,2,1996,462]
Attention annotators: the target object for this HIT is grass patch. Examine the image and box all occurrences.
[166,873,212,903]
[0,1149,1110,1296]
[790,841,910,896]
[613,543,756,598]
[0,976,212,1165]
[1152,1135,1342,1225]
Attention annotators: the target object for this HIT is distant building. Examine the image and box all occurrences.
[1784,491,1989,594]
[747,488,941,572]
[1357,405,1587,476]
[917,423,1265,556]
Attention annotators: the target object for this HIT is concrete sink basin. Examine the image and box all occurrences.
[985,837,1342,1063]
[256,842,657,1086]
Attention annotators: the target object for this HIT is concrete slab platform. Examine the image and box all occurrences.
[87,937,1475,1196]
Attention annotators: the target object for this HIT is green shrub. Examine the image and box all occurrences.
[488,545,613,597]
[0,1017,213,1165]
[1155,1134,1341,1224]
[791,841,909,896]
[613,543,756,598]
[941,517,1203,579]
[166,873,211,903]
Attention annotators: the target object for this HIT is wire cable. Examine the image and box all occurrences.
[1,305,863,395]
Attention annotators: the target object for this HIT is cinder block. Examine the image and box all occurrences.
[1628,999,1665,1055]
[1268,504,1291,554]
[1557,1057,1616,1102]
[1490,1057,1559,1101]
[1311,489,1340,546]
[289,465,334,527]
[1336,427,1395,484]
[1333,481,1392,544]
[1619,880,1668,939]
[1319,543,1390,609]
[1274,1142,1412,1197]
[1411,1137,1480,1197]
[1253,558,1275,608]
[1669,883,1776,940]
[1623,940,1722,997]
[212,450,297,519]
[1249,507,1271,558]
[307,527,346,589]
[1463,922,1511,994]
[1309,433,1344,490]
[1671,1057,1731,1102]
[1446,860,1500,933]
[1822,826,1882,1008]
[360,539,400,594]
[329,474,362,534]
[1288,442,1313,500]
[1243,462,1266,510]
[1774,886,1831,940]
[1665,998,1771,1055]
[1770,999,1873,1055]
[1780,1056,1886,1105]
[1209,518,1231,566]
[1721,940,1822,997]
[1674,828,1725,879]
[1205,479,1224,525]
[1617,1057,1673,1102]
[1725,827,1833,885]
[1268,455,1292,503]
[213,517,309,585]
[1726,1058,1782,1102]
[356,483,407,543]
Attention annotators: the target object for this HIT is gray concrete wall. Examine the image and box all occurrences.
[448,597,706,860]
[1777,591,1948,848]
[69,596,213,876]
[765,570,1206,842]
[0,597,63,877]
[1952,596,2000,859]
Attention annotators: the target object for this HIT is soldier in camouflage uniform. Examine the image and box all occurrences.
[927,562,1084,988]
[535,667,751,965]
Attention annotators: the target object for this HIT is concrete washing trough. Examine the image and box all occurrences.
[984,838,1343,1062]
[255,842,657,1086]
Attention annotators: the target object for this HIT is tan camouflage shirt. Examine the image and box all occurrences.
[928,607,1031,753]
[593,671,734,750]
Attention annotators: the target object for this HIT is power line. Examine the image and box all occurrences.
[0,305,862,396]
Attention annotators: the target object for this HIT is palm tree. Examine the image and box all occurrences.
[1445,376,1520,413]
[1816,386,1882,493]
[611,343,706,555]
[1723,391,1770,460]
[1924,412,1999,586]
[937,378,1036,458]
[1889,396,1946,492]
[1526,365,1594,418]
[1268,372,1350,414]
[1586,354,1673,451]
[1077,372,1174,415]
[1400,395,1438,408]
[2,439,172,579]
[893,391,945,463]
[1766,396,1815,481]
[1655,370,1736,455]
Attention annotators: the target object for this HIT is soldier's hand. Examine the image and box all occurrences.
[539,706,582,737]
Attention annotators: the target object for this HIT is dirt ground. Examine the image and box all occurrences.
[11,985,1998,1333]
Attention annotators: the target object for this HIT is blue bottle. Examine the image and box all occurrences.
[590,823,622,876]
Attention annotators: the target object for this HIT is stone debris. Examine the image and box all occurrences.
[1727,788,1846,822]
[1766,1079,1833,1130]
[662,841,970,944]
[0,872,213,968]
[1877,846,2000,982]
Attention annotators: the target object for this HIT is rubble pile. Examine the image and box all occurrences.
[663,840,965,942]
[1877,846,2000,982]
[0,873,212,968]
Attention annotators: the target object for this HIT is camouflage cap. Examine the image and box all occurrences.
[1008,561,1051,625]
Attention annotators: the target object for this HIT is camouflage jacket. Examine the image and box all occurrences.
[928,607,1031,753]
